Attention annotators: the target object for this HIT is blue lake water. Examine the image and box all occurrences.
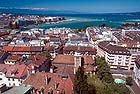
[1,8,140,29]
[34,14,140,29]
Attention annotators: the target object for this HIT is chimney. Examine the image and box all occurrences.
[31,65,35,74]
[34,55,37,61]
[54,81,58,89]
[50,66,54,73]
[31,65,34,70]
[45,75,49,85]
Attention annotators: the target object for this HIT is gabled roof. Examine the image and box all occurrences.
[2,46,43,52]
[0,64,27,78]
[98,41,131,55]
[135,55,140,69]
[63,45,96,55]
[5,55,21,61]
[28,55,47,68]
[53,54,95,65]
[23,72,73,94]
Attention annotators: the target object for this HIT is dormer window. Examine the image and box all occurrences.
[119,51,122,53]
[11,74,15,77]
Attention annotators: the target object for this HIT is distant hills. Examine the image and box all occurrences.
[0,7,140,15]
[129,11,140,15]
[0,7,81,15]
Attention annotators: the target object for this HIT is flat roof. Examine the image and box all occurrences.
[2,85,31,94]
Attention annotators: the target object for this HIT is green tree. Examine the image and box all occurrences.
[126,77,133,86]
[114,83,130,94]
[96,57,114,83]
[74,66,96,94]
[9,22,19,29]
[40,52,52,60]
[87,57,130,94]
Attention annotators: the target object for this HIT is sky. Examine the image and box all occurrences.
[0,0,140,13]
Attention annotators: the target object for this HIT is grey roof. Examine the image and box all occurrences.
[2,85,31,94]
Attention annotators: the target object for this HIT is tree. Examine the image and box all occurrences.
[9,21,19,29]
[126,77,133,86]
[40,52,52,60]
[114,83,130,94]
[74,29,81,33]
[96,57,114,83]
[74,66,96,94]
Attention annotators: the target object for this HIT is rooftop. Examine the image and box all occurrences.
[63,45,96,55]
[98,41,131,55]
[2,85,31,94]
[135,56,140,68]
[53,54,94,65]
[23,72,73,94]
[0,64,27,78]
[2,46,43,52]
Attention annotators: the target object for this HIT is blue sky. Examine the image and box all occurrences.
[0,0,140,13]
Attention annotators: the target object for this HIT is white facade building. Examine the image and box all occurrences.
[97,41,135,70]
[0,64,27,87]
[134,56,140,87]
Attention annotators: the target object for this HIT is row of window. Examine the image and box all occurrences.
[108,61,129,65]
[9,83,15,86]
[8,78,21,81]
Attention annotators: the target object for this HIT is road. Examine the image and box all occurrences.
[130,81,140,94]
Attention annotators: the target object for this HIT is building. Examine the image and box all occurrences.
[23,72,73,94]
[2,85,32,94]
[134,56,140,87]
[97,41,135,70]
[2,46,43,56]
[63,45,96,56]
[4,55,21,65]
[0,64,28,87]
[53,54,95,74]
[27,55,51,73]
[86,27,96,46]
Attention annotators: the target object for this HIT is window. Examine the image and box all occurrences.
[118,56,122,58]
[0,73,3,75]
[118,62,121,64]
[12,78,14,81]
[13,83,15,86]
[118,59,121,61]
[8,78,10,81]
[125,62,129,65]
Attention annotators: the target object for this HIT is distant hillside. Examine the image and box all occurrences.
[0,7,81,15]
[130,11,140,15]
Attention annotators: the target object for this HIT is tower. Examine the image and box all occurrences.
[74,52,82,74]
[122,29,125,37]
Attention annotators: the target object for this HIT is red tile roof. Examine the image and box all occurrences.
[85,65,95,72]
[28,55,48,68]
[0,32,9,37]
[53,54,94,65]
[98,41,131,55]
[53,55,74,65]
[5,55,21,61]
[135,56,140,69]
[23,72,73,94]
[63,46,96,55]
[0,64,27,78]
[2,46,42,52]
[2,46,14,51]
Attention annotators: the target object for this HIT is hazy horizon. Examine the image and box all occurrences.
[0,0,140,13]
